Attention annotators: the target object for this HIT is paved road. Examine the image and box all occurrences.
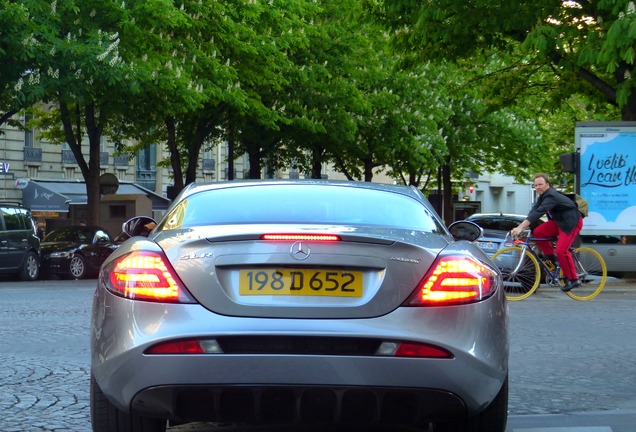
[505,280,636,432]
[0,278,635,432]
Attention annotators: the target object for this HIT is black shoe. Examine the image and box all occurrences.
[561,279,581,292]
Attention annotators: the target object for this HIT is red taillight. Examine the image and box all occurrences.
[146,340,205,354]
[394,343,453,358]
[406,256,498,306]
[261,234,341,241]
[103,251,194,303]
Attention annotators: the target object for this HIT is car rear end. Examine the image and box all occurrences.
[91,181,508,430]
[466,214,527,257]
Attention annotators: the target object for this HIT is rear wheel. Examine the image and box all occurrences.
[491,246,540,301]
[91,374,166,432]
[20,251,40,281]
[434,377,508,432]
[69,255,87,279]
[566,246,607,301]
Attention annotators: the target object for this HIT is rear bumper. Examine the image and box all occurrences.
[91,287,508,424]
[40,257,70,275]
[131,384,466,427]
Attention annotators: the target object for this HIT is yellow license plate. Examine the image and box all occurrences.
[239,269,363,297]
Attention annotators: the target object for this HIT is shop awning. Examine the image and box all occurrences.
[22,179,172,212]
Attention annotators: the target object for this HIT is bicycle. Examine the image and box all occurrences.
[491,231,607,301]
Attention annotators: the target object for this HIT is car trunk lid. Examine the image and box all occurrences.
[158,225,449,319]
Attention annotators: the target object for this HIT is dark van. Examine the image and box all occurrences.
[0,202,41,281]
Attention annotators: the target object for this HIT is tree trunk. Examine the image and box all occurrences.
[184,118,208,185]
[58,100,104,226]
[311,149,322,179]
[166,117,184,192]
[248,148,261,179]
[363,157,374,182]
[0,108,19,127]
[227,117,235,180]
[442,163,453,227]
[621,90,636,121]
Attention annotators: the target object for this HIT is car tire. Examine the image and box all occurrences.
[69,255,87,279]
[20,251,40,281]
[90,374,166,432]
[434,376,508,432]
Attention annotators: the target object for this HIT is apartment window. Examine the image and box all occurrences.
[136,145,156,191]
[24,115,34,147]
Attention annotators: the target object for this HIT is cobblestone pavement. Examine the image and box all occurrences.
[506,282,636,416]
[1,278,635,431]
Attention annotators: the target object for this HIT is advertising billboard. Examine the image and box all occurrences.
[575,122,636,235]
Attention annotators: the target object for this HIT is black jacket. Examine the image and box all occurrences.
[526,187,581,234]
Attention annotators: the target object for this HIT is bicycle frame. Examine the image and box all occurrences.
[493,231,607,301]
[505,232,564,286]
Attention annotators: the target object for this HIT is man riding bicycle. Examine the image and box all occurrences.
[510,173,583,292]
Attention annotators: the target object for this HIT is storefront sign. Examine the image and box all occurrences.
[32,211,62,218]
[1,162,12,176]
[15,178,29,189]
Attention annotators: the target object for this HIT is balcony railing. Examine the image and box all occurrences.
[114,155,129,167]
[61,149,77,165]
[202,158,215,171]
[23,147,42,163]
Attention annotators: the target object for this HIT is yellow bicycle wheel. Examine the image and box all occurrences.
[565,246,607,301]
[491,246,541,301]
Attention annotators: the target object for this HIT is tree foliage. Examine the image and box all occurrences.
[3,0,622,228]
[0,0,51,126]
[371,0,633,119]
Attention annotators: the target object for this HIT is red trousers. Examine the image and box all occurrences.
[534,218,583,280]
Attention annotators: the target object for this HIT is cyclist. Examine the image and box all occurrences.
[510,173,583,292]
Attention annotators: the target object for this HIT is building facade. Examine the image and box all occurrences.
[2,113,382,235]
[3,114,531,231]
[1,113,253,234]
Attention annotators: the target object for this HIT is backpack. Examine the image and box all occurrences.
[565,193,589,218]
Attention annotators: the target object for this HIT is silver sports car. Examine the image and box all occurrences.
[90,180,508,432]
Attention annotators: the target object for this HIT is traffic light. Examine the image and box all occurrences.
[559,152,577,173]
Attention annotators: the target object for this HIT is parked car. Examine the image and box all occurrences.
[0,202,41,281]
[40,226,119,279]
[580,234,636,277]
[465,213,528,256]
[90,180,508,432]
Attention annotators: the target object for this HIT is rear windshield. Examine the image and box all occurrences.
[158,185,444,232]
[467,216,523,231]
[45,227,94,242]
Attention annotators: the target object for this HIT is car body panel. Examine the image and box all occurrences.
[581,235,636,274]
[154,226,451,319]
[0,203,40,279]
[465,213,527,256]
[91,288,508,415]
[91,180,508,429]
[40,226,118,278]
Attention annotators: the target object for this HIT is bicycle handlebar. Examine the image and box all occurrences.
[507,229,531,239]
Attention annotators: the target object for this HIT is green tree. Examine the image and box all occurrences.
[28,0,190,224]
[230,0,357,181]
[0,0,50,126]
[371,0,633,120]
[115,0,316,192]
